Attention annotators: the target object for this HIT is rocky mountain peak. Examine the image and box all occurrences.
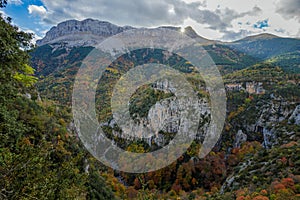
[36,18,135,46]
[36,19,210,47]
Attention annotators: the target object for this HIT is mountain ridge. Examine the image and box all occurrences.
[36,18,212,46]
[234,33,280,42]
[36,18,135,46]
[32,18,300,79]
[37,18,299,47]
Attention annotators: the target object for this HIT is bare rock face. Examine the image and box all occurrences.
[36,19,208,47]
[289,105,300,125]
[149,79,210,140]
[233,130,247,148]
[36,19,134,47]
[106,79,210,147]
[229,95,297,149]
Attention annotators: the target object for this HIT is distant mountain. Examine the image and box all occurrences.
[36,18,211,47]
[227,33,300,60]
[31,19,300,104]
[36,19,135,47]
[31,19,300,106]
[235,33,279,41]
[35,19,299,73]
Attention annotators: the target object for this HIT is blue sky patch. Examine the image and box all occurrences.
[253,19,269,29]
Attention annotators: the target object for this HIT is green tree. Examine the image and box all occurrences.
[86,171,116,200]
[0,0,7,8]
[0,14,35,100]
[0,11,115,199]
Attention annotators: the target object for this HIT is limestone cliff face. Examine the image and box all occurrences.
[36,19,134,47]
[233,130,247,148]
[231,95,298,149]
[36,19,209,47]
[289,105,300,125]
[222,99,299,193]
[106,79,210,147]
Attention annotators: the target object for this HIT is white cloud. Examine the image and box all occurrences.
[15,27,42,44]
[28,5,47,17]
[0,10,7,17]
[8,0,23,5]
[37,0,261,39]
[31,0,299,41]
[31,34,43,44]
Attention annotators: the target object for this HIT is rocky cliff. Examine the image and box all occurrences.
[36,19,135,47]
[104,79,210,147]
[36,19,209,47]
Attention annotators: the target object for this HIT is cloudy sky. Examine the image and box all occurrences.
[1,0,299,42]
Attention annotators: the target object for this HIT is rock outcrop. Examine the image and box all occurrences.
[36,19,135,47]
[105,79,210,147]
[36,19,209,47]
[289,105,300,125]
[233,130,247,148]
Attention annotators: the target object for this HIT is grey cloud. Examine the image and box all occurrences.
[276,0,300,22]
[42,0,178,26]
[274,28,286,34]
[209,6,262,31]
[221,29,255,41]
[38,0,262,40]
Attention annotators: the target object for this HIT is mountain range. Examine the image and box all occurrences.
[35,18,300,73]
[29,18,300,199]
[36,18,211,46]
